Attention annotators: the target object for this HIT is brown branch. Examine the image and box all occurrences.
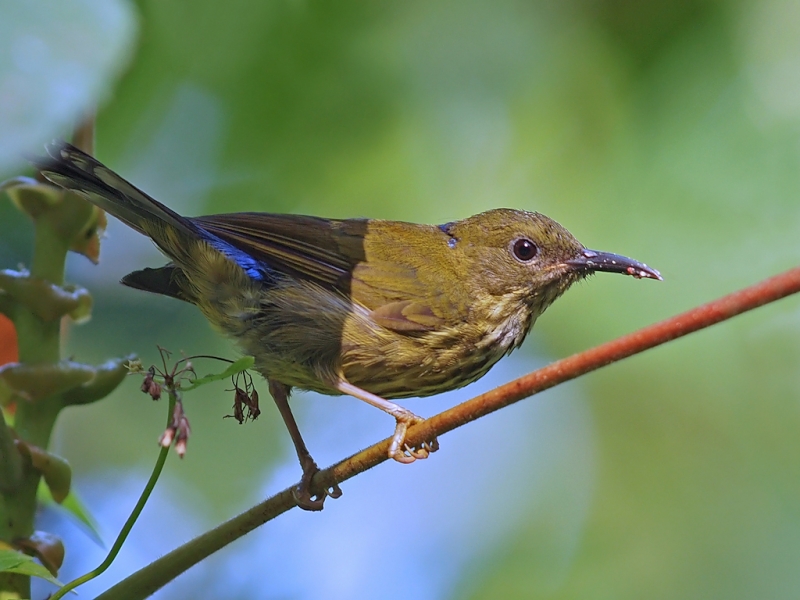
[96,265,800,600]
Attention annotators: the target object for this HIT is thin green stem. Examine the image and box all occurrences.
[49,391,175,600]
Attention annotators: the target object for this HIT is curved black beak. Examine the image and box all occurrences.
[566,249,662,281]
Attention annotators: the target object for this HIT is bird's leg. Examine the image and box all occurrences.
[268,379,342,511]
[335,380,439,463]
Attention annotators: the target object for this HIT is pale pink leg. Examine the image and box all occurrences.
[335,380,440,463]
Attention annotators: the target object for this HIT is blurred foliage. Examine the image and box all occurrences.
[0,0,136,171]
[3,0,800,598]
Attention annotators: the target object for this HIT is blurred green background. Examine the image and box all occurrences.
[3,0,800,598]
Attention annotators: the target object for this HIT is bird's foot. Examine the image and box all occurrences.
[293,455,343,511]
[332,380,440,464]
[388,410,440,464]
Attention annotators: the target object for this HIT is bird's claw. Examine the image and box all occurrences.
[404,437,440,459]
[293,457,342,511]
[388,413,439,463]
[403,443,430,460]
[292,484,326,511]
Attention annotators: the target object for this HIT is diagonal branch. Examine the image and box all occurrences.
[96,265,800,600]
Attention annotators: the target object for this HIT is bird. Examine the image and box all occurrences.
[33,141,661,510]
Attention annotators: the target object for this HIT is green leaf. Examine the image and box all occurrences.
[18,441,71,503]
[0,548,65,587]
[180,356,255,391]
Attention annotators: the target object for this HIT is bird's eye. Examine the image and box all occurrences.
[511,238,538,262]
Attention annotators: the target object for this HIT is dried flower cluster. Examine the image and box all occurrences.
[227,370,261,424]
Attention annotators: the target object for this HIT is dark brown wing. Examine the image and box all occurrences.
[192,212,369,288]
[194,213,455,332]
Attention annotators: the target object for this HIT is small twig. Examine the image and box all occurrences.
[175,355,236,366]
[95,265,800,600]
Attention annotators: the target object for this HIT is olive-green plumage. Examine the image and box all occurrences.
[34,141,660,509]
[195,209,590,399]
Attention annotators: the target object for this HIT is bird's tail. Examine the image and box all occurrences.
[32,141,269,304]
[32,141,199,240]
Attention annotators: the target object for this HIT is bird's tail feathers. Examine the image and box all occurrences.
[33,141,197,239]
